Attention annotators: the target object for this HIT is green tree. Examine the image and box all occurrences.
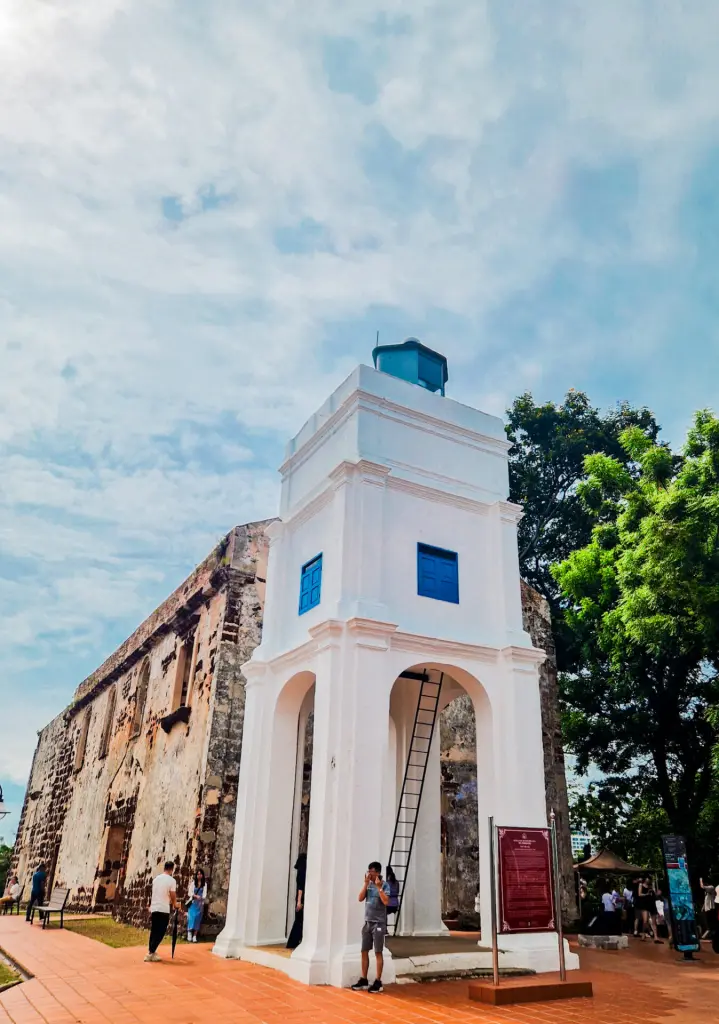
[554,411,719,874]
[0,843,11,893]
[506,391,659,669]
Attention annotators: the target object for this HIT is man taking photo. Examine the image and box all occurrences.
[351,861,390,993]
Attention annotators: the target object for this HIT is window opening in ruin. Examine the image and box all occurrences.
[131,660,150,738]
[98,686,117,759]
[95,824,127,907]
[172,632,197,711]
[74,708,92,772]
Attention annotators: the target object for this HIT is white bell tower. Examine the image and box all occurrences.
[214,341,578,985]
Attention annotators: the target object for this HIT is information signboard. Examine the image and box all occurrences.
[497,826,555,933]
[661,835,700,953]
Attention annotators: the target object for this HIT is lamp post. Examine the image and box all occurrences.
[0,784,10,822]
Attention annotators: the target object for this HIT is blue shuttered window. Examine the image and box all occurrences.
[417,543,459,604]
[299,554,323,615]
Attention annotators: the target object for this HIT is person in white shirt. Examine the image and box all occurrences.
[601,890,620,934]
[144,861,178,962]
[699,877,716,938]
[0,876,21,909]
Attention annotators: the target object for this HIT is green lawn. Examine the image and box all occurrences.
[0,960,20,989]
[64,917,176,949]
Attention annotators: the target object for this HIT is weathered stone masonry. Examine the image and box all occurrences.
[12,521,271,934]
[13,521,575,931]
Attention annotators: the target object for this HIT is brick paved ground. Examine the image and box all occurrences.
[2,915,718,1024]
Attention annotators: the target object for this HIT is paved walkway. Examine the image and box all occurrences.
[2,916,718,1024]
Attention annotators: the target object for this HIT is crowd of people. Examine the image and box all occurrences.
[582,873,718,947]
[9,851,718,988]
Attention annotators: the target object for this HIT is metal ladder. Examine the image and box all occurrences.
[388,670,444,934]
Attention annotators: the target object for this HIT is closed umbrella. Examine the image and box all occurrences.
[171,908,179,959]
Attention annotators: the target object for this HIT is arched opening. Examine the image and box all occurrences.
[254,669,316,947]
[286,685,314,943]
[386,662,490,943]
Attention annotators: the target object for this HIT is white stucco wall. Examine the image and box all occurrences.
[216,360,578,984]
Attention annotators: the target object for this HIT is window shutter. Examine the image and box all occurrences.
[417,544,459,604]
[299,554,323,615]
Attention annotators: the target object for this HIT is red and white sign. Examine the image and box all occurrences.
[497,827,555,934]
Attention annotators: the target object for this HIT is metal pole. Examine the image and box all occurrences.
[550,809,567,982]
[488,815,500,987]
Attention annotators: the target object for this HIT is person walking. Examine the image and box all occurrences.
[636,877,661,942]
[145,861,178,962]
[699,877,716,939]
[286,853,307,950]
[186,868,207,943]
[351,861,390,994]
[25,863,47,923]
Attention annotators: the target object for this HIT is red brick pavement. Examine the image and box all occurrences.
[2,915,718,1024]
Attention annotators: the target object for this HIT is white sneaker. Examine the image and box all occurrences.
[193,936,198,943]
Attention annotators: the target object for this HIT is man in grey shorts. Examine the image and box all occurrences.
[351,861,390,993]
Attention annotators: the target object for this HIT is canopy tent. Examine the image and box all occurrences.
[574,848,646,874]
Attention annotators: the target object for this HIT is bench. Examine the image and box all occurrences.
[1,886,24,916]
[33,886,70,929]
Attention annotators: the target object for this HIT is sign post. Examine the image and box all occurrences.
[497,826,555,934]
[550,809,567,981]
[661,835,700,960]
[470,821,594,1006]
[488,816,500,987]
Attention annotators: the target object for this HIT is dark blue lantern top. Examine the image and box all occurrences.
[372,338,448,396]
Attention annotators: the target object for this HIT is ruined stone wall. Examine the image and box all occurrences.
[438,583,577,923]
[12,521,272,934]
[11,713,75,896]
[520,581,577,922]
[440,695,478,922]
[193,522,269,931]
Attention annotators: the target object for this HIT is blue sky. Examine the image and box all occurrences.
[1,0,719,841]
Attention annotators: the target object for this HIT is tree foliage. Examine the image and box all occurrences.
[554,411,719,873]
[0,843,11,893]
[506,390,659,669]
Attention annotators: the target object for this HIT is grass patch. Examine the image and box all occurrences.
[0,960,20,989]
[64,917,174,949]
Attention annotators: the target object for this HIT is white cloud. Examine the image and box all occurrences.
[1,0,719,784]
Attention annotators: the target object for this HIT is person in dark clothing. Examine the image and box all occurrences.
[286,853,307,949]
[25,863,47,922]
[385,865,400,920]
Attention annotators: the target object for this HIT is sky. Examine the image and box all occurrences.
[1,0,719,842]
